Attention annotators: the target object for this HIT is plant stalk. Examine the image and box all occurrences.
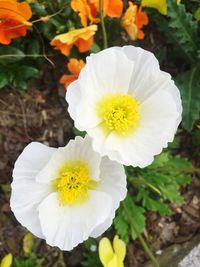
[122,202,160,267]
[99,0,108,49]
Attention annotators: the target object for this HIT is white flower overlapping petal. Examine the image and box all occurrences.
[10,136,126,250]
[66,46,182,167]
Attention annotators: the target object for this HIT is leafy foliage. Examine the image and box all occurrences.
[0,47,39,91]
[114,151,193,242]
[81,239,102,267]
[176,66,200,131]
[114,195,146,243]
[167,0,199,63]
[14,255,42,267]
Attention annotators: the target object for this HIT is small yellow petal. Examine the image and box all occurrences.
[113,235,126,262]
[99,237,114,266]
[141,0,167,15]
[107,254,118,267]
[23,232,35,254]
[177,0,181,4]
[0,253,13,267]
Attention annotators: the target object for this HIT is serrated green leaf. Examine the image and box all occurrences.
[167,0,198,62]
[176,67,200,131]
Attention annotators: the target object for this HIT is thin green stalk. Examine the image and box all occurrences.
[99,0,108,49]
[122,202,160,267]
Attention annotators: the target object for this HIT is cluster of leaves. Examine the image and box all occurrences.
[152,0,200,131]
[0,47,39,91]
[114,151,193,243]
[14,255,42,267]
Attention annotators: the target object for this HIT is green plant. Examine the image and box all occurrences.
[81,239,102,267]
[114,151,193,243]
[14,254,42,267]
[0,47,39,91]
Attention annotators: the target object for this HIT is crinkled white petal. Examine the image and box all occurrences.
[90,158,127,238]
[36,136,102,183]
[10,142,56,237]
[38,191,112,250]
[104,89,180,167]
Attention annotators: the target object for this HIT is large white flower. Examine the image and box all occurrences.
[66,46,182,167]
[10,135,126,251]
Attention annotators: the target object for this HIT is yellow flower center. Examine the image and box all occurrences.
[97,94,140,136]
[53,161,96,205]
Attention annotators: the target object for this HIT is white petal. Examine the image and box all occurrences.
[36,136,102,183]
[13,142,56,180]
[66,48,135,130]
[103,89,180,167]
[11,142,55,237]
[84,48,134,95]
[38,191,112,250]
[91,158,127,238]
[10,179,50,238]
[121,46,161,101]
[97,157,127,209]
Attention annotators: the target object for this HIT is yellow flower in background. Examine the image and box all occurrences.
[141,0,167,15]
[99,235,126,267]
[0,253,12,267]
[50,25,97,56]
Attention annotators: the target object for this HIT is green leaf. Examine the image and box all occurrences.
[90,43,101,53]
[0,47,25,64]
[0,72,8,88]
[73,127,86,138]
[167,0,198,63]
[176,66,200,131]
[18,66,39,79]
[114,195,146,242]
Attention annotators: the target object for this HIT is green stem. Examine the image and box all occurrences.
[99,0,108,49]
[122,202,160,267]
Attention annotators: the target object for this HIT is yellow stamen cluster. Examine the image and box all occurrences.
[97,94,140,136]
[54,161,95,205]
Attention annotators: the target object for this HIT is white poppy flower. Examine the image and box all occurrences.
[66,46,182,167]
[10,135,126,251]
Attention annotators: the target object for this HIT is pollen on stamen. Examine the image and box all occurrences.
[96,93,140,136]
[52,161,96,205]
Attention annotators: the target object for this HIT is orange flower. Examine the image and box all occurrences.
[0,0,32,45]
[91,0,123,18]
[71,0,123,27]
[60,58,85,88]
[121,2,148,40]
[71,0,99,27]
[50,25,97,56]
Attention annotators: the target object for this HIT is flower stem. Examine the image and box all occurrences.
[122,202,160,267]
[99,0,108,49]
